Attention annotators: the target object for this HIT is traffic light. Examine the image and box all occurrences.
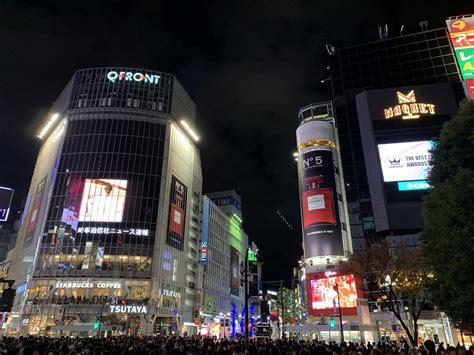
[93,321,100,330]
[329,316,336,329]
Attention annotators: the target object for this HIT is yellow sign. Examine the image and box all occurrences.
[384,90,436,120]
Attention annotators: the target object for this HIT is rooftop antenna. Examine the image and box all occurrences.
[325,43,336,56]
[400,25,404,36]
[378,24,388,40]
[419,20,428,32]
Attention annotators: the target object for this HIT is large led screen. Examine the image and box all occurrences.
[308,273,358,316]
[378,141,434,182]
[79,179,127,222]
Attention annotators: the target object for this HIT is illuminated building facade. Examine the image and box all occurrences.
[197,192,248,337]
[329,27,465,250]
[6,67,202,336]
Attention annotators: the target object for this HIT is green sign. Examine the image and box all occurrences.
[329,316,336,329]
[397,180,430,191]
[454,47,474,79]
[248,249,257,263]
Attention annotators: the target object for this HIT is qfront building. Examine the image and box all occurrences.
[5,67,203,336]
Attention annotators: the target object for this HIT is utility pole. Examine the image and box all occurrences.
[334,284,344,344]
[244,246,250,348]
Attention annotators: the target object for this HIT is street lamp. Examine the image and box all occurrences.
[333,284,344,344]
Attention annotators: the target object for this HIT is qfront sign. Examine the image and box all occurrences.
[106,71,160,84]
[384,90,436,119]
[109,305,147,314]
[55,281,121,289]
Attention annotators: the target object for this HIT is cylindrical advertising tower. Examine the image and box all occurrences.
[296,102,352,269]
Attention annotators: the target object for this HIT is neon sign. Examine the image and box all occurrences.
[384,90,436,119]
[55,281,121,289]
[106,71,160,84]
[109,305,147,314]
[446,16,474,80]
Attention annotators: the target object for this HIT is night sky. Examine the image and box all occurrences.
[0,1,471,283]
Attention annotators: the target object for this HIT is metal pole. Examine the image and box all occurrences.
[334,284,344,344]
[280,280,284,339]
[244,246,249,349]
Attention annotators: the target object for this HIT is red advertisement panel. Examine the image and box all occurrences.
[306,271,361,317]
[467,79,474,100]
[166,176,187,251]
[446,17,474,48]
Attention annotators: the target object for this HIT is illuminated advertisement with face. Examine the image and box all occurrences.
[79,179,127,222]
[378,141,434,182]
[25,176,48,243]
[0,187,14,222]
[298,149,344,258]
[60,175,84,232]
[230,246,240,296]
[166,176,187,251]
[306,271,359,316]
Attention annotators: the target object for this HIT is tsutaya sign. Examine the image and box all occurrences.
[55,281,121,289]
[109,305,147,314]
[384,90,436,120]
[106,71,160,84]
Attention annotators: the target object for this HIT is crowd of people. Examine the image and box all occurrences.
[0,335,471,355]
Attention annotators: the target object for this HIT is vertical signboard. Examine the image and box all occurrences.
[200,197,210,265]
[230,246,240,296]
[447,16,474,85]
[25,176,47,245]
[166,176,187,251]
[0,187,14,222]
[298,150,343,257]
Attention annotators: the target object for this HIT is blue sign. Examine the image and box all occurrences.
[397,180,430,191]
[200,198,210,265]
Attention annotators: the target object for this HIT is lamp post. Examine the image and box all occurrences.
[333,284,344,344]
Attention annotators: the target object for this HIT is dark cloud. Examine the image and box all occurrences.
[0,0,471,282]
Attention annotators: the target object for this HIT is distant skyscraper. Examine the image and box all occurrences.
[198,193,248,337]
[6,67,202,336]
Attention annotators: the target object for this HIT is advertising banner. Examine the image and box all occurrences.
[298,149,343,258]
[25,176,47,245]
[378,141,434,182]
[230,246,240,296]
[166,176,187,251]
[79,179,127,222]
[60,175,84,233]
[447,16,474,80]
[0,187,14,222]
[306,271,360,317]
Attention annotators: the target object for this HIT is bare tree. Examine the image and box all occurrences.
[342,240,432,347]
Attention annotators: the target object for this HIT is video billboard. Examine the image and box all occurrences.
[306,271,359,316]
[166,176,187,251]
[0,187,14,222]
[230,246,240,296]
[25,176,47,242]
[78,179,127,222]
[298,149,343,258]
[378,141,434,182]
[60,175,84,232]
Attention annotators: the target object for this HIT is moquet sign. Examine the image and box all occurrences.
[384,90,436,120]
[109,305,147,314]
[106,71,160,84]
